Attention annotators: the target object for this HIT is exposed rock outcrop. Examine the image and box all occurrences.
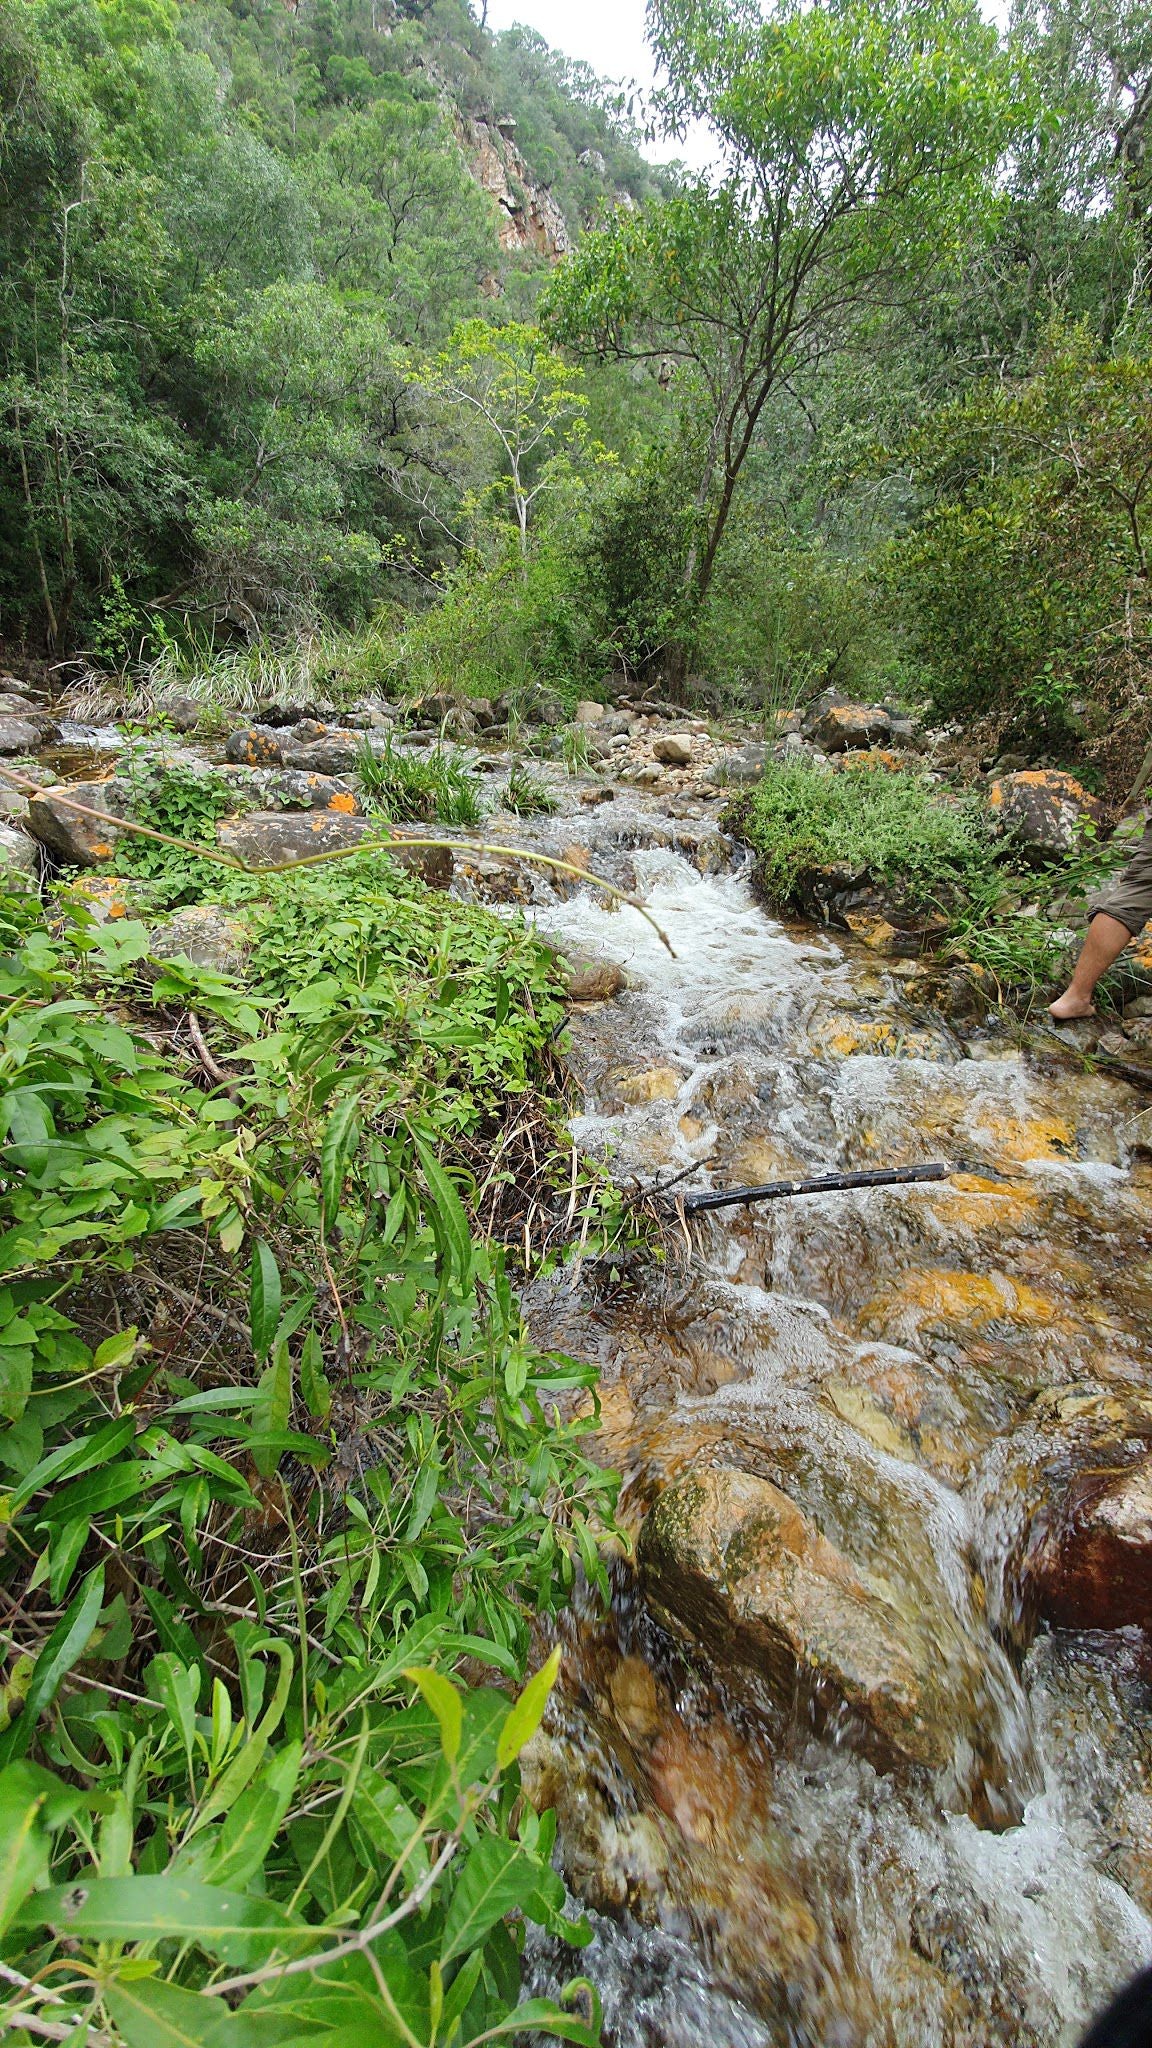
[988,769,1105,855]
[457,112,572,262]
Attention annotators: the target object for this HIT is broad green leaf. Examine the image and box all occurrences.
[0,1564,105,1765]
[251,1341,293,1480]
[410,1130,472,1284]
[148,1653,200,1759]
[0,1764,52,1934]
[440,1836,536,1964]
[496,1645,561,1769]
[104,1976,235,2046]
[15,1876,313,1967]
[320,1093,361,1229]
[206,1739,302,1890]
[299,1327,332,1422]
[474,1993,601,2044]
[93,1325,142,1372]
[9,1417,137,1515]
[0,1336,32,1422]
[249,1241,281,1363]
[403,1666,461,1767]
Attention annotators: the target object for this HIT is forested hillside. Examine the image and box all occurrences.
[3,0,1151,785]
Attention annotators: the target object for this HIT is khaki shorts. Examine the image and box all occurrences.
[1087,822,1152,935]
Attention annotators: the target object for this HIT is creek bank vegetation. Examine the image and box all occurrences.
[0,834,630,2047]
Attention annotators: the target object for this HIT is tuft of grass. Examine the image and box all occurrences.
[502,764,559,816]
[356,735,486,826]
[561,723,594,775]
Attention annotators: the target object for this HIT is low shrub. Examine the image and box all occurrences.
[726,760,996,912]
[727,758,1130,1007]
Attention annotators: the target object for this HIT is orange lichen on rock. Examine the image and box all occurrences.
[862,1267,1059,1329]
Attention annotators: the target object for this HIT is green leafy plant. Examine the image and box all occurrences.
[560,726,593,776]
[0,860,619,2046]
[356,737,486,827]
[502,764,558,816]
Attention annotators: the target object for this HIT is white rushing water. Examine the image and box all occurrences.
[515,839,1152,2047]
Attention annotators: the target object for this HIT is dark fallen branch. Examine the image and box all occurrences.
[679,1162,950,1215]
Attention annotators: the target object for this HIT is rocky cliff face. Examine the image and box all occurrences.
[456,111,572,263]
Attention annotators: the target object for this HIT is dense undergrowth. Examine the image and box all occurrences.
[0,847,622,2046]
[727,760,1134,1007]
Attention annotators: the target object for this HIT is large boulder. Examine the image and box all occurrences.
[1031,1454,1152,1632]
[261,771,361,814]
[0,821,39,887]
[0,715,55,755]
[216,809,452,888]
[224,725,284,768]
[639,1465,1027,1817]
[987,769,1104,855]
[716,744,769,786]
[652,732,696,766]
[154,693,203,734]
[574,700,608,727]
[26,780,126,865]
[810,704,893,754]
[150,903,250,976]
[281,737,362,775]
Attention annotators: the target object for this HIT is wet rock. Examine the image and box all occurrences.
[27,780,126,864]
[280,737,362,775]
[716,745,769,785]
[563,955,627,1003]
[261,771,361,815]
[639,1466,1024,1807]
[575,700,609,726]
[216,809,451,888]
[988,770,1104,855]
[0,687,48,717]
[810,704,893,753]
[522,687,566,729]
[1034,1456,1152,1632]
[689,832,731,876]
[224,725,283,768]
[615,1067,683,1104]
[155,693,203,734]
[652,733,696,766]
[0,715,54,755]
[0,821,39,885]
[150,903,250,976]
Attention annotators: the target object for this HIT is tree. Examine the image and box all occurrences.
[544,0,1022,681]
[430,321,589,555]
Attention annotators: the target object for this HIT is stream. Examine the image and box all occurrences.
[484,797,1152,2047]
[23,715,1152,2046]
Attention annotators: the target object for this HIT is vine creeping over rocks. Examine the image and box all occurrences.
[0,849,622,2047]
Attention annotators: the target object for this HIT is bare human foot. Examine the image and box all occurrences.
[1049,990,1096,1021]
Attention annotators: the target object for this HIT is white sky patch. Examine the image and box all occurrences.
[482,0,1011,176]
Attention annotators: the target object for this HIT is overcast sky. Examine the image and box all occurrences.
[483,0,715,169]
[482,0,1010,173]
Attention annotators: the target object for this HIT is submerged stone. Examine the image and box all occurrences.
[639,1465,1029,1820]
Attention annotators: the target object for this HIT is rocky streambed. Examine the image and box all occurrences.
[2,677,1152,2043]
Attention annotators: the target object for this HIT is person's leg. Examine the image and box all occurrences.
[1049,913,1134,1020]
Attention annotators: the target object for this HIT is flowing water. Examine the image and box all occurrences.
[479,799,1152,2047]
